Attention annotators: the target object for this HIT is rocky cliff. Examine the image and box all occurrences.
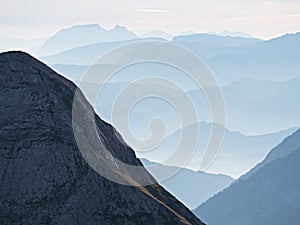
[0,51,204,225]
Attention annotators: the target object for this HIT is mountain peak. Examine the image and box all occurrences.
[111,24,127,30]
[0,50,35,60]
[0,51,204,225]
[38,24,137,56]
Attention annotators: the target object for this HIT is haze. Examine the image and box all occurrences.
[1,0,300,39]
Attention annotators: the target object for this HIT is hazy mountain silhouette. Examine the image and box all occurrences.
[139,122,296,178]
[41,32,261,65]
[42,37,165,65]
[0,51,204,225]
[42,31,299,85]
[43,39,130,64]
[241,129,300,179]
[194,129,300,225]
[140,158,234,209]
[172,33,261,59]
[37,24,137,56]
[220,78,300,134]
[49,56,300,135]
[207,32,300,83]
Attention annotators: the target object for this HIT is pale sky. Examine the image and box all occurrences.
[1,0,300,39]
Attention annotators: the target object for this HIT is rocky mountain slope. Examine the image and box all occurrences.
[194,129,300,225]
[0,51,204,225]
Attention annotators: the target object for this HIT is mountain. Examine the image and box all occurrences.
[42,37,165,65]
[42,32,299,84]
[220,78,300,134]
[42,39,129,65]
[172,32,300,84]
[172,33,261,59]
[140,159,234,209]
[138,122,296,178]
[40,33,300,139]
[193,129,300,225]
[47,67,300,136]
[41,33,261,65]
[207,32,300,83]
[241,129,300,179]
[37,24,137,56]
[0,51,204,225]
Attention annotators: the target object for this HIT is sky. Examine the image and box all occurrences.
[1,0,300,39]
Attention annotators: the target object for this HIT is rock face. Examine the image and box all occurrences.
[0,51,204,225]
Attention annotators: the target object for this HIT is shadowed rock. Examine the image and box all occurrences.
[0,51,204,225]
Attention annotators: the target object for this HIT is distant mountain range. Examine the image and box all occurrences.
[36,25,300,137]
[42,33,262,65]
[37,24,138,56]
[86,76,300,138]
[137,122,297,178]
[206,32,300,83]
[172,33,261,59]
[40,30,300,85]
[241,127,300,179]
[220,77,300,134]
[42,38,165,65]
[0,51,204,225]
[0,25,257,57]
[140,158,234,209]
[194,129,300,225]
[2,24,295,88]
[1,25,299,84]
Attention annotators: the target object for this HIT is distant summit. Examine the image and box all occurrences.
[37,24,137,56]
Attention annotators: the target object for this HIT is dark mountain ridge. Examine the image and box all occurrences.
[194,129,300,225]
[0,51,204,225]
